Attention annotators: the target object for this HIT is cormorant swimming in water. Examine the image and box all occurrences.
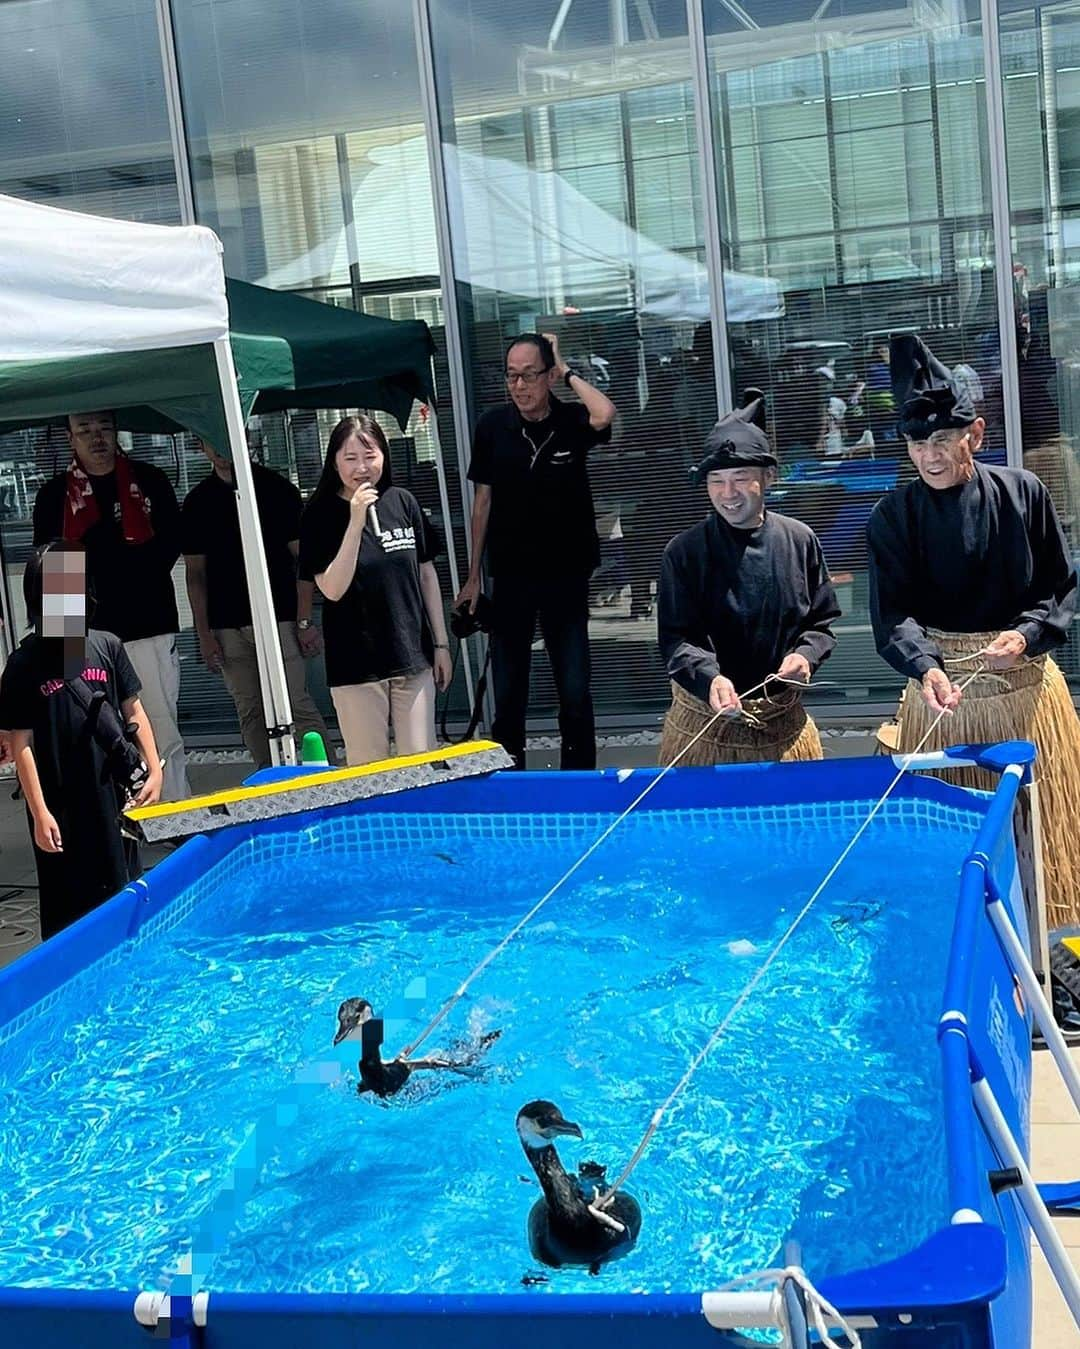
[333,998,500,1099]
[516,1099,642,1273]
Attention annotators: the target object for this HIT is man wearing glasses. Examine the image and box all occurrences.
[456,332,617,770]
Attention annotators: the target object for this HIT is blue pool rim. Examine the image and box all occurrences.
[0,747,1038,1349]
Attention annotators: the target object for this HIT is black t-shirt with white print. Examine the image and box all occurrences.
[298,486,439,688]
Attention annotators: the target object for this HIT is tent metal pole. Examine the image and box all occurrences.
[211,337,296,767]
[425,406,476,714]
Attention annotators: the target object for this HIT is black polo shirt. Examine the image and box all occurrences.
[468,394,611,578]
[182,464,302,629]
[32,461,181,643]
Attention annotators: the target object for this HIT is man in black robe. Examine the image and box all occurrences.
[867,333,1080,927]
[657,392,840,765]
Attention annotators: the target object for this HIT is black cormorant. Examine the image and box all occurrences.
[334,997,499,1099]
[516,1099,642,1273]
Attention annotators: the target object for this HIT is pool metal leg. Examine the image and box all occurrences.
[987,897,1080,1116]
[972,1076,1080,1331]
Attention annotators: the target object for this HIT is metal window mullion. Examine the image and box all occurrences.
[154,0,197,225]
[411,0,478,556]
[979,0,1024,466]
[412,0,494,735]
[686,0,733,415]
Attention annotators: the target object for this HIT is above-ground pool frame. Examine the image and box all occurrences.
[1,743,1079,1348]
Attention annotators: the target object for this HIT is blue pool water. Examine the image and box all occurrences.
[0,800,981,1297]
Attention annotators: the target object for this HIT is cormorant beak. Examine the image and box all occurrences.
[548,1119,583,1140]
[334,1000,373,1046]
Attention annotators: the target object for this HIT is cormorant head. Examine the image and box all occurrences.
[516,1100,584,1149]
[334,997,374,1046]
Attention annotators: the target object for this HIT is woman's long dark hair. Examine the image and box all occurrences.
[308,415,394,509]
[23,540,91,631]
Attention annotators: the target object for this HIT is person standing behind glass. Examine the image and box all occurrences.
[455,333,617,771]
[32,410,189,800]
[182,438,328,770]
[299,416,451,766]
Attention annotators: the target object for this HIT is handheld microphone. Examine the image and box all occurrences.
[368,503,381,539]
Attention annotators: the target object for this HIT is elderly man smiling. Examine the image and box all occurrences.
[867,333,1080,927]
[657,390,840,766]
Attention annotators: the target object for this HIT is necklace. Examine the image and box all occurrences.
[521,421,555,469]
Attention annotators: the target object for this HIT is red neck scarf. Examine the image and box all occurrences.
[62,454,154,545]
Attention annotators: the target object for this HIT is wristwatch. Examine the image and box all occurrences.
[563,367,578,390]
[297,619,312,631]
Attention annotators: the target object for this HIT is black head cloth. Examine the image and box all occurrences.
[690,388,775,481]
[890,334,977,440]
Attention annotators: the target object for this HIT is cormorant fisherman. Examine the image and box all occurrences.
[867,333,1080,927]
[334,998,500,1099]
[516,1100,641,1274]
[657,390,840,766]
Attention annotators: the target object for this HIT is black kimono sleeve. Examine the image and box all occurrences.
[867,501,945,680]
[791,536,840,673]
[657,544,720,703]
[1010,479,1077,656]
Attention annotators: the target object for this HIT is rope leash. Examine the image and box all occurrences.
[719,1265,863,1348]
[398,670,824,1061]
[596,662,986,1205]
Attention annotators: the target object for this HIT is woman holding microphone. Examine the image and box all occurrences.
[299,415,451,765]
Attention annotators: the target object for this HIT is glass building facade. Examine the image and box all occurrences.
[1,0,1077,743]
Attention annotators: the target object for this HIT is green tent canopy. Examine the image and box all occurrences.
[0,278,436,447]
[226,278,436,432]
[118,278,436,446]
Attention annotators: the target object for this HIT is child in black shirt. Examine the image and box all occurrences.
[0,543,162,939]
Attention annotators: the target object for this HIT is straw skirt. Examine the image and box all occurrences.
[888,630,1080,928]
[659,680,822,767]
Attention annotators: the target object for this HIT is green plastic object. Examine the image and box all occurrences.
[300,731,330,766]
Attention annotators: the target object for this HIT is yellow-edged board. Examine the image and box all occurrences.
[126,741,514,842]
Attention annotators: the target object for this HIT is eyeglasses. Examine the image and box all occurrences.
[504,369,550,386]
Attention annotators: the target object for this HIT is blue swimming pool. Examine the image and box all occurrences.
[0,751,1039,1347]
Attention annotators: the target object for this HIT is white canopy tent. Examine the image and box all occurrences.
[0,193,296,766]
[260,135,783,324]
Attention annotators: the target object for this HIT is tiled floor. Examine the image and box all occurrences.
[0,749,1078,1341]
[1031,1046,1080,1346]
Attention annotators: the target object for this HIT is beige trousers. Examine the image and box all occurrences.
[216,622,329,770]
[124,633,190,801]
[331,669,435,767]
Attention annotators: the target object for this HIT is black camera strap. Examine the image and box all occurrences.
[438,637,492,745]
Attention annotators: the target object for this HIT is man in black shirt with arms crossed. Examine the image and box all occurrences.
[457,332,616,771]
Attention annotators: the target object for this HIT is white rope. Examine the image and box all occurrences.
[598,663,985,1203]
[398,670,810,1060]
[722,1265,862,1347]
